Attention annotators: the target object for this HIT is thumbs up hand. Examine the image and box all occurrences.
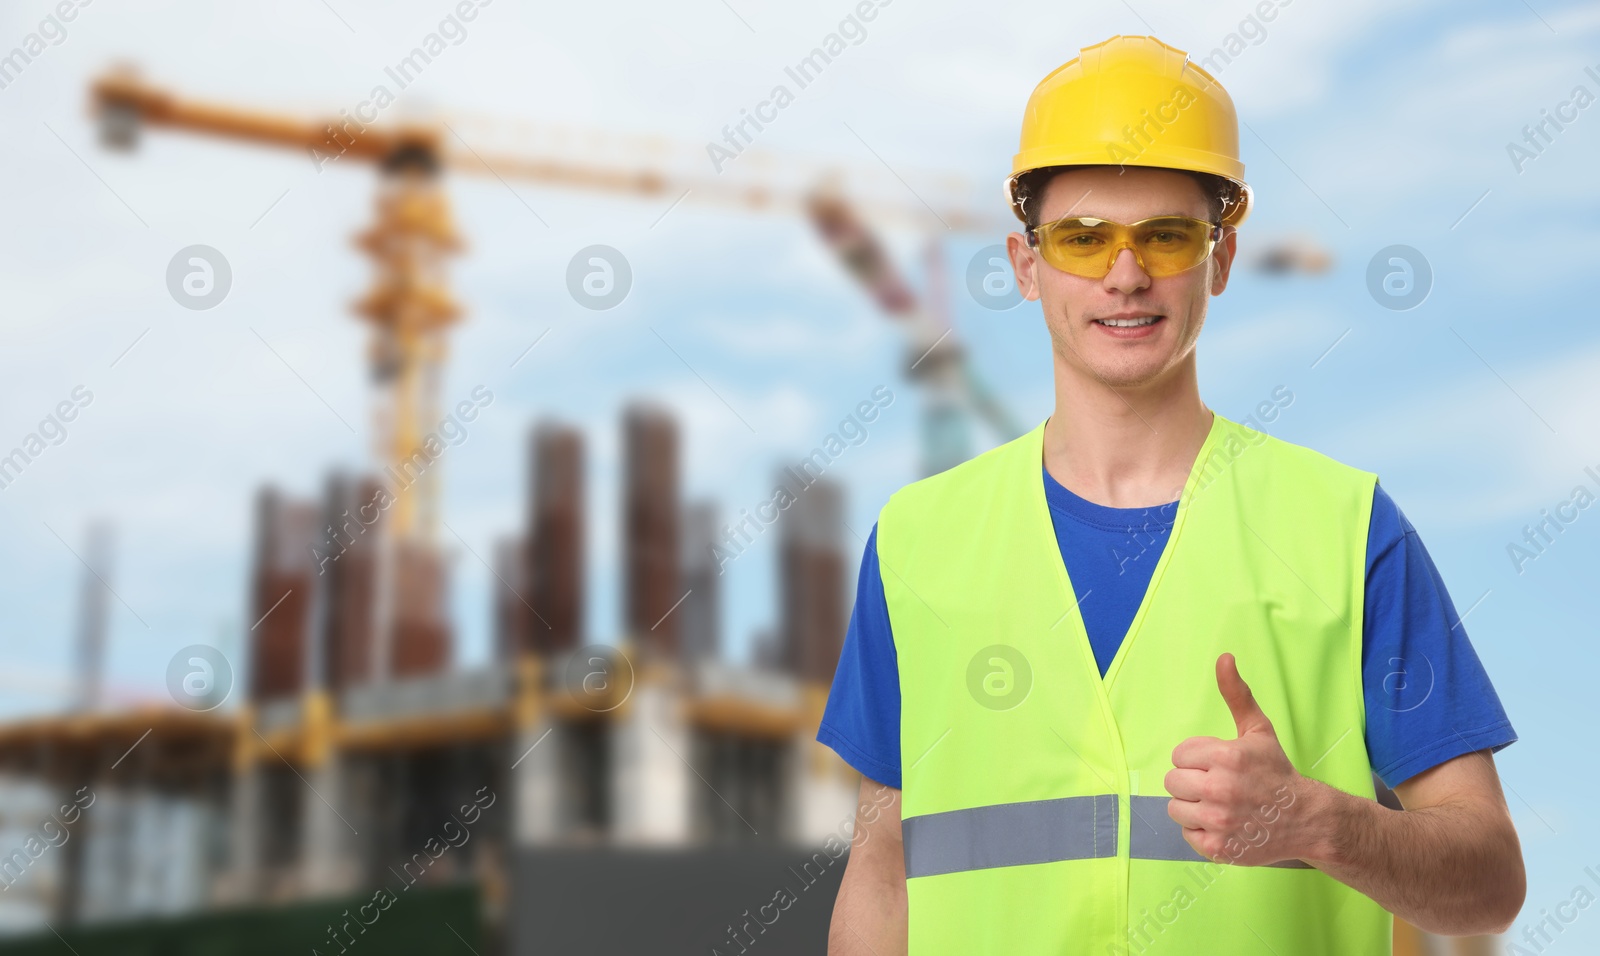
[1165,654,1311,867]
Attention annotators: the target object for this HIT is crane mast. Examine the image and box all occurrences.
[352,153,461,542]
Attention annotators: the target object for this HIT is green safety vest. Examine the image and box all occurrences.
[877,412,1392,955]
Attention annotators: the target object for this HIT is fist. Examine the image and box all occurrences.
[1164,653,1307,866]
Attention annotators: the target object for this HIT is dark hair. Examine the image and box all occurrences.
[1013,165,1232,229]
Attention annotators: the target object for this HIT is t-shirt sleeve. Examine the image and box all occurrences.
[816,522,903,789]
[1362,483,1517,789]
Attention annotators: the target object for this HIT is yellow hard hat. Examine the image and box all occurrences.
[1006,35,1252,227]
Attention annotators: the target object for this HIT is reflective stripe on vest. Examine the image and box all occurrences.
[1124,796,1313,869]
[902,794,1119,878]
[902,794,1312,877]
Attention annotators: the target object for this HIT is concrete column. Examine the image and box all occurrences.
[610,678,692,845]
[81,784,133,921]
[226,763,263,904]
[511,715,564,845]
[299,755,358,896]
[52,768,90,927]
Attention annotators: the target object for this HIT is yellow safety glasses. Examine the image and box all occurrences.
[1026,214,1224,279]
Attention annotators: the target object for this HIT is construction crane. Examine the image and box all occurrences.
[90,69,1019,503]
[805,188,1022,474]
[97,70,475,544]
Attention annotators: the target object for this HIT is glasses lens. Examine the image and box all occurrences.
[1133,218,1211,276]
[1036,218,1117,277]
[1035,216,1215,278]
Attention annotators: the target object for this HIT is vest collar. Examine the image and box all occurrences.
[1021,410,1230,686]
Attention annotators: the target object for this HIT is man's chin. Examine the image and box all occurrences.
[1051,333,1184,390]
[1096,370,1164,390]
[1073,354,1171,390]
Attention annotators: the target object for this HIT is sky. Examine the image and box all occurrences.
[1,0,1598,946]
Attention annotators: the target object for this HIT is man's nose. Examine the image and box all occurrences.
[1101,246,1151,294]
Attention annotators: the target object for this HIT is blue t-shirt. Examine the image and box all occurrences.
[817,470,1516,792]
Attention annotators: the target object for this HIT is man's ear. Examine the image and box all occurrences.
[1008,231,1041,302]
[1210,226,1238,296]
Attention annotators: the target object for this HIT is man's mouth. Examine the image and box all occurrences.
[1093,315,1163,328]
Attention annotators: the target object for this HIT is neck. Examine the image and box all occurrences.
[1042,353,1212,509]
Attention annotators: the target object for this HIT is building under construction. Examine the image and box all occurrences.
[0,408,1503,956]
[0,399,860,955]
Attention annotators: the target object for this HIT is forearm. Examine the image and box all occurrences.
[1298,776,1525,936]
[828,856,907,955]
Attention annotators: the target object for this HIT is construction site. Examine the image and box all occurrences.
[0,67,1003,956]
[0,65,1498,956]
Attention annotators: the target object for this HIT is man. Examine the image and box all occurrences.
[819,35,1524,955]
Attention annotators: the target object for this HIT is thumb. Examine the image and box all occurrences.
[1216,653,1273,737]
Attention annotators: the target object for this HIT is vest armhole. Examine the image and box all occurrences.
[875,498,913,667]
[1351,470,1379,774]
